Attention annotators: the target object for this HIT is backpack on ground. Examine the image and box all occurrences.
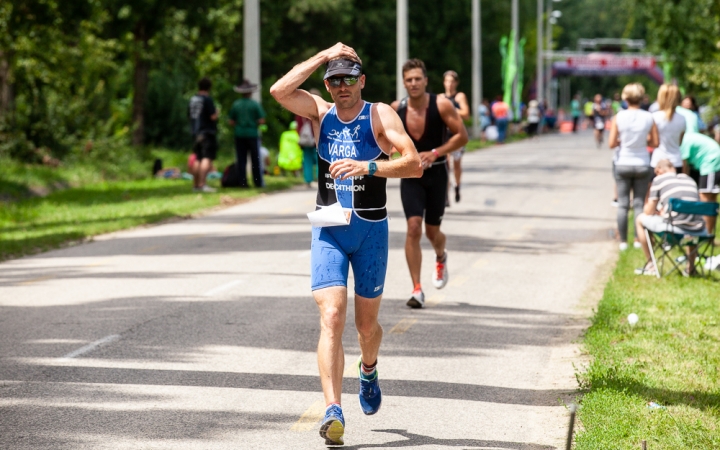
[298,119,315,147]
[221,162,241,187]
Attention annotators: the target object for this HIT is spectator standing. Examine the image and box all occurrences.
[188,77,219,193]
[296,88,321,188]
[651,84,686,172]
[526,100,540,137]
[570,94,581,132]
[584,99,594,128]
[479,98,491,132]
[634,160,706,276]
[491,96,510,143]
[676,96,700,134]
[680,132,720,234]
[681,95,706,131]
[228,79,266,188]
[608,82,659,251]
[611,93,623,115]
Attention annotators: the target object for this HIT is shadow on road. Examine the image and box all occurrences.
[343,429,556,449]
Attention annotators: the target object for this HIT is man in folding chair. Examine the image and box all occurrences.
[635,159,709,277]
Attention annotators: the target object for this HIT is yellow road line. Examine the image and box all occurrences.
[425,294,445,308]
[507,233,523,241]
[137,245,162,254]
[183,234,205,240]
[290,399,326,431]
[18,275,56,285]
[473,259,488,269]
[84,258,110,268]
[491,245,506,253]
[448,275,469,288]
[389,317,418,334]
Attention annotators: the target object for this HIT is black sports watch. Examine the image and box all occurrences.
[368,161,377,177]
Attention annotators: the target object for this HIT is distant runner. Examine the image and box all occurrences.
[593,94,607,148]
[391,59,468,308]
[442,70,470,203]
[270,43,421,447]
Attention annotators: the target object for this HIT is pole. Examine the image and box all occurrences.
[244,0,261,103]
[396,0,408,101]
[536,0,543,103]
[511,0,519,118]
[545,0,552,107]
[471,0,482,138]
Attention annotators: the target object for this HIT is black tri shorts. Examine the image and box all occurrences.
[192,133,218,161]
[400,162,448,226]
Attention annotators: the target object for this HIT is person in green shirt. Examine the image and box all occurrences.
[676,105,700,134]
[681,132,720,233]
[570,94,581,133]
[583,100,594,129]
[228,79,266,187]
[611,92,622,115]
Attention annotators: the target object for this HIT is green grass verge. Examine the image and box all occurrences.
[576,241,720,448]
[0,147,244,201]
[0,176,302,262]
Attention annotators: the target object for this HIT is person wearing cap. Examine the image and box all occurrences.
[270,42,422,447]
[391,59,468,309]
[228,79,266,188]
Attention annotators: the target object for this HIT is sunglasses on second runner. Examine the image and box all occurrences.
[327,76,360,87]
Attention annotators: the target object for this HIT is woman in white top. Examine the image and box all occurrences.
[608,83,659,250]
[651,84,685,170]
[526,100,540,137]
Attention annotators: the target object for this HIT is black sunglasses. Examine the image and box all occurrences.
[327,76,360,87]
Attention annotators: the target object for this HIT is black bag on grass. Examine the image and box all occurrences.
[221,163,241,187]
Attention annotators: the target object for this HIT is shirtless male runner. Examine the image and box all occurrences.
[391,59,468,308]
[442,70,470,203]
[270,43,421,447]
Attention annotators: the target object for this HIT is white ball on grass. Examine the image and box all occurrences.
[627,313,639,326]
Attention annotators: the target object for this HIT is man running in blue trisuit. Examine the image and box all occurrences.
[271,43,421,446]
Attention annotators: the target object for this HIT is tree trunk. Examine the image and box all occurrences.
[0,49,14,120]
[131,21,149,146]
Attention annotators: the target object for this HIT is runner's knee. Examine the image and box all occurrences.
[319,306,345,334]
[355,317,380,339]
[406,219,423,240]
[425,225,441,241]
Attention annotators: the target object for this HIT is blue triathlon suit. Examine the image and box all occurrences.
[311,101,391,298]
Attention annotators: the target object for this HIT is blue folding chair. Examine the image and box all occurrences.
[645,199,718,278]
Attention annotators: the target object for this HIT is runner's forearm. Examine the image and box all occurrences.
[373,153,422,179]
[434,132,468,157]
[270,53,327,100]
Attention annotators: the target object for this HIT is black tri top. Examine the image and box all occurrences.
[396,93,447,165]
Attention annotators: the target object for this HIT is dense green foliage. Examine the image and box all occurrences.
[0,0,717,166]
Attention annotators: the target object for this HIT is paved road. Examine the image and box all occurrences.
[1,132,616,449]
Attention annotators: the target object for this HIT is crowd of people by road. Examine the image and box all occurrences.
[595,82,720,276]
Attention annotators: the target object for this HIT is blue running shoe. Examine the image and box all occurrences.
[358,360,382,415]
[319,404,345,446]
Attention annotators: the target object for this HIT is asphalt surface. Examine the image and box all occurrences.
[0,131,617,449]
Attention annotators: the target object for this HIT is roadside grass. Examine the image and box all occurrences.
[0,147,241,201]
[576,234,720,449]
[465,132,528,152]
[0,176,302,262]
